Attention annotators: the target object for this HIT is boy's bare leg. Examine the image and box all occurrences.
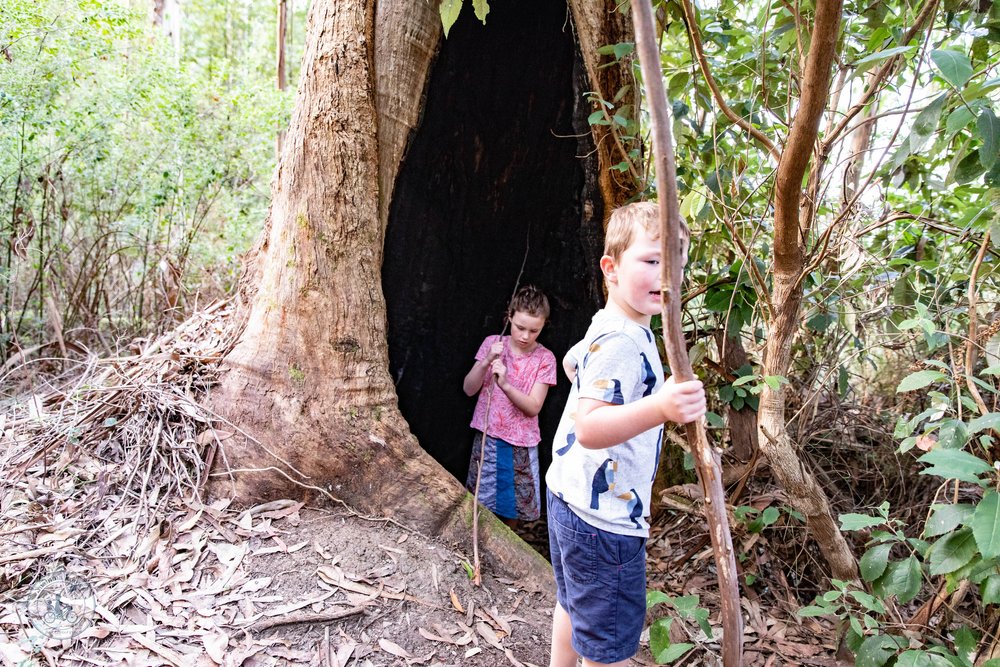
[550,603,631,667]
[549,603,579,667]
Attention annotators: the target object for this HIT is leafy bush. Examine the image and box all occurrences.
[0,0,291,359]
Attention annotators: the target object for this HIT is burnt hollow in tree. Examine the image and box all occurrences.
[383,1,606,492]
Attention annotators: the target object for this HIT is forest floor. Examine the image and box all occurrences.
[0,492,848,667]
[0,303,850,666]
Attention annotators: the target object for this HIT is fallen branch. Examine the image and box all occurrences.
[252,607,365,632]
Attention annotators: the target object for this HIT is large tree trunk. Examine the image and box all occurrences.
[206,0,519,571]
[206,0,635,585]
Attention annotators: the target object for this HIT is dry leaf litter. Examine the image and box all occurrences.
[1,300,844,666]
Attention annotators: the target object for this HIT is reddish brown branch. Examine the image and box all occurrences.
[679,0,781,163]
[965,230,991,416]
[773,0,844,274]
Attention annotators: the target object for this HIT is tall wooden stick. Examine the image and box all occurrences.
[630,1,744,664]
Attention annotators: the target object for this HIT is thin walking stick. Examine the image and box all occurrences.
[631,0,744,664]
[470,233,531,586]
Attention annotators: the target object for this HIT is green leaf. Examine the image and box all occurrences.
[966,77,1000,101]
[981,573,1000,605]
[649,617,694,663]
[670,595,700,614]
[972,490,1000,559]
[588,110,609,126]
[896,370,947,393]
[849,589,887,614]
[654,643,695,663]
[796,604,834,617]
[954,149,988,183]
[946,106,978,140]
[692,606,713,638]
[955,626,979,662]
[439,0,462,38]
[924,503,974,538]
[856,634,904,667]
[872,556,922,603]
[895,650,958,666]
[612,42,634,60]
[930,49,974,89]
[917,449,994,485]
[928,528,978,575]
[838,366,850,398]
[649,616,671,656]
[860,542,892,582]
[978,108,1000,169]
[706,411,725,428]
[471,0,489,22]
[851,45,916,72]
[909,94,947,153]
[937,420,969,450]
[840,513,887,531]
[647,590,671,609]
[764,375,789,391]
[679,190,706,220]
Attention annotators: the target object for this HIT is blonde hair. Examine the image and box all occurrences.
[604,201,690,262]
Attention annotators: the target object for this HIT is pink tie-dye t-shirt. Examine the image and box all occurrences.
[469,335,557,447]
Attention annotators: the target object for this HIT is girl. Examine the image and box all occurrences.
[463,285,557,526]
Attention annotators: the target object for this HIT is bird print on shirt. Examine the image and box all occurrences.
[556,431,576,457]
[590,458,617,509]
[639,352,656,397]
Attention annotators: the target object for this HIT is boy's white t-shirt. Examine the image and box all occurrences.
[546,309,665,537]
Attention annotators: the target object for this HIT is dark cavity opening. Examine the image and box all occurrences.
[383,0,605,489]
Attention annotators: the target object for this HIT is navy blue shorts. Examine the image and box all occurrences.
[547,490,647,663]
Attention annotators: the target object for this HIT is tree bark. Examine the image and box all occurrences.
[714,331,757,462]
[374,0,440,233]
[759,0,858,582]
[568,0,640,210]
[206,0,549,585]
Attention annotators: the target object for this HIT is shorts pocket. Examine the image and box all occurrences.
[600,531,646,568]
[554,517,598,585]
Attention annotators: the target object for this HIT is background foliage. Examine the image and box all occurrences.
[0,0,301,363]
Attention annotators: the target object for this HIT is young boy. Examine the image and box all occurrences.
[463,285,557,527]
[545,201,705,667]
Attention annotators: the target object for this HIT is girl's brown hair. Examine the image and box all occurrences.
[507,285,550,321]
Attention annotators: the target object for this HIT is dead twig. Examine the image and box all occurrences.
[252,607,365,632]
